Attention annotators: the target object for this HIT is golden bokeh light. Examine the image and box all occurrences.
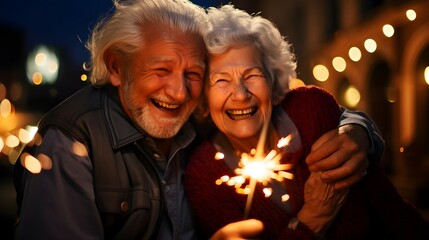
[5,135,20,148]
[313,64,329,82]
[332,56,346,72]
[344,85,361,108]
[382,24,395,37]
[72,141,89,157]
[406,9,417,21]
[288,78,305,89]
[35,53,47,67]
[424,66,429,85]
[348,47,362,62]
[37,153,53,170]
[32,72,43,85]
[0,137,3,152]
[80,74,88,81]
[20,153,42,174]
[0,98,12,118]
[364,39,377,53]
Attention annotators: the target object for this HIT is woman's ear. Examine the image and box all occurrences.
[104,50,122,86]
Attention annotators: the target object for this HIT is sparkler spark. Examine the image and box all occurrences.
[215,120,295,219]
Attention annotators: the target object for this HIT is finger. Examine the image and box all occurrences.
[220,219,264,239]
[236,219,264,238]
[306,132,340,166]
[332,174,362,190]
[322,157,369,189]
[310,129,338,151]
[308,147,350,172]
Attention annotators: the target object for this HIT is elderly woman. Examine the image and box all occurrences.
[185,5,429,240]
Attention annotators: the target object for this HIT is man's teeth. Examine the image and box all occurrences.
[154,100,180,110]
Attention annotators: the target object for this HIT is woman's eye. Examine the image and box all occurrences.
[246,74,263,80]
[155,68,169,76]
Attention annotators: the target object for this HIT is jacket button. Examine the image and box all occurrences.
[120,201,129,212]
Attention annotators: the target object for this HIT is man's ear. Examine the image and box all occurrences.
[104,50,122,86]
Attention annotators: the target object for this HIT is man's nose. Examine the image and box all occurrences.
[165,74,187,102]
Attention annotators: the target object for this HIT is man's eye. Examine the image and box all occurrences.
[187,72,203,81]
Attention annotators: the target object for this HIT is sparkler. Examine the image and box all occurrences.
[215,119,294,219]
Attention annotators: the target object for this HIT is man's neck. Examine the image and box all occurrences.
[154,138,173,157]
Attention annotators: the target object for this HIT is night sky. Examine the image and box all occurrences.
[0,0,222,67]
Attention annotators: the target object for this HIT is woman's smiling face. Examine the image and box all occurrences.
[207,44,273,143]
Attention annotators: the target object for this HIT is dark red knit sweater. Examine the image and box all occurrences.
[185,86,429,239]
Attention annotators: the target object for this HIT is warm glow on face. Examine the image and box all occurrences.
[313,64,329,82]
[332,56,346,72]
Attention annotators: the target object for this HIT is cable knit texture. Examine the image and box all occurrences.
[185,86,429,239]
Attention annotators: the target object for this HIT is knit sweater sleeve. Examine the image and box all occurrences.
[281,86,342,150]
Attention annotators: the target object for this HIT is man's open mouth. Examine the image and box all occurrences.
[152,99,180,110]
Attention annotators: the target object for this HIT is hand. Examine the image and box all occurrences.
[209,219,264,240]
[297,172,348,234]
[305,124,370,190]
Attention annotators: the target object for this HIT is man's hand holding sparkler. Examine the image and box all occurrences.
[305,124,370,190]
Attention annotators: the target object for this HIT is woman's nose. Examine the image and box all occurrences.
[230,82,250,101]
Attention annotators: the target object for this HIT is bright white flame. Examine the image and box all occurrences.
[277,135,292,148]
[281,194,290,202]
[263,188,272,198]
[0,137,3,152]
[215,152,225,160]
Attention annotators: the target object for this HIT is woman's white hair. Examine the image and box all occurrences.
[205,4,297,105]
[85,0,207,86]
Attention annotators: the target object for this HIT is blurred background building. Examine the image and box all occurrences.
[1,0,428,238]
